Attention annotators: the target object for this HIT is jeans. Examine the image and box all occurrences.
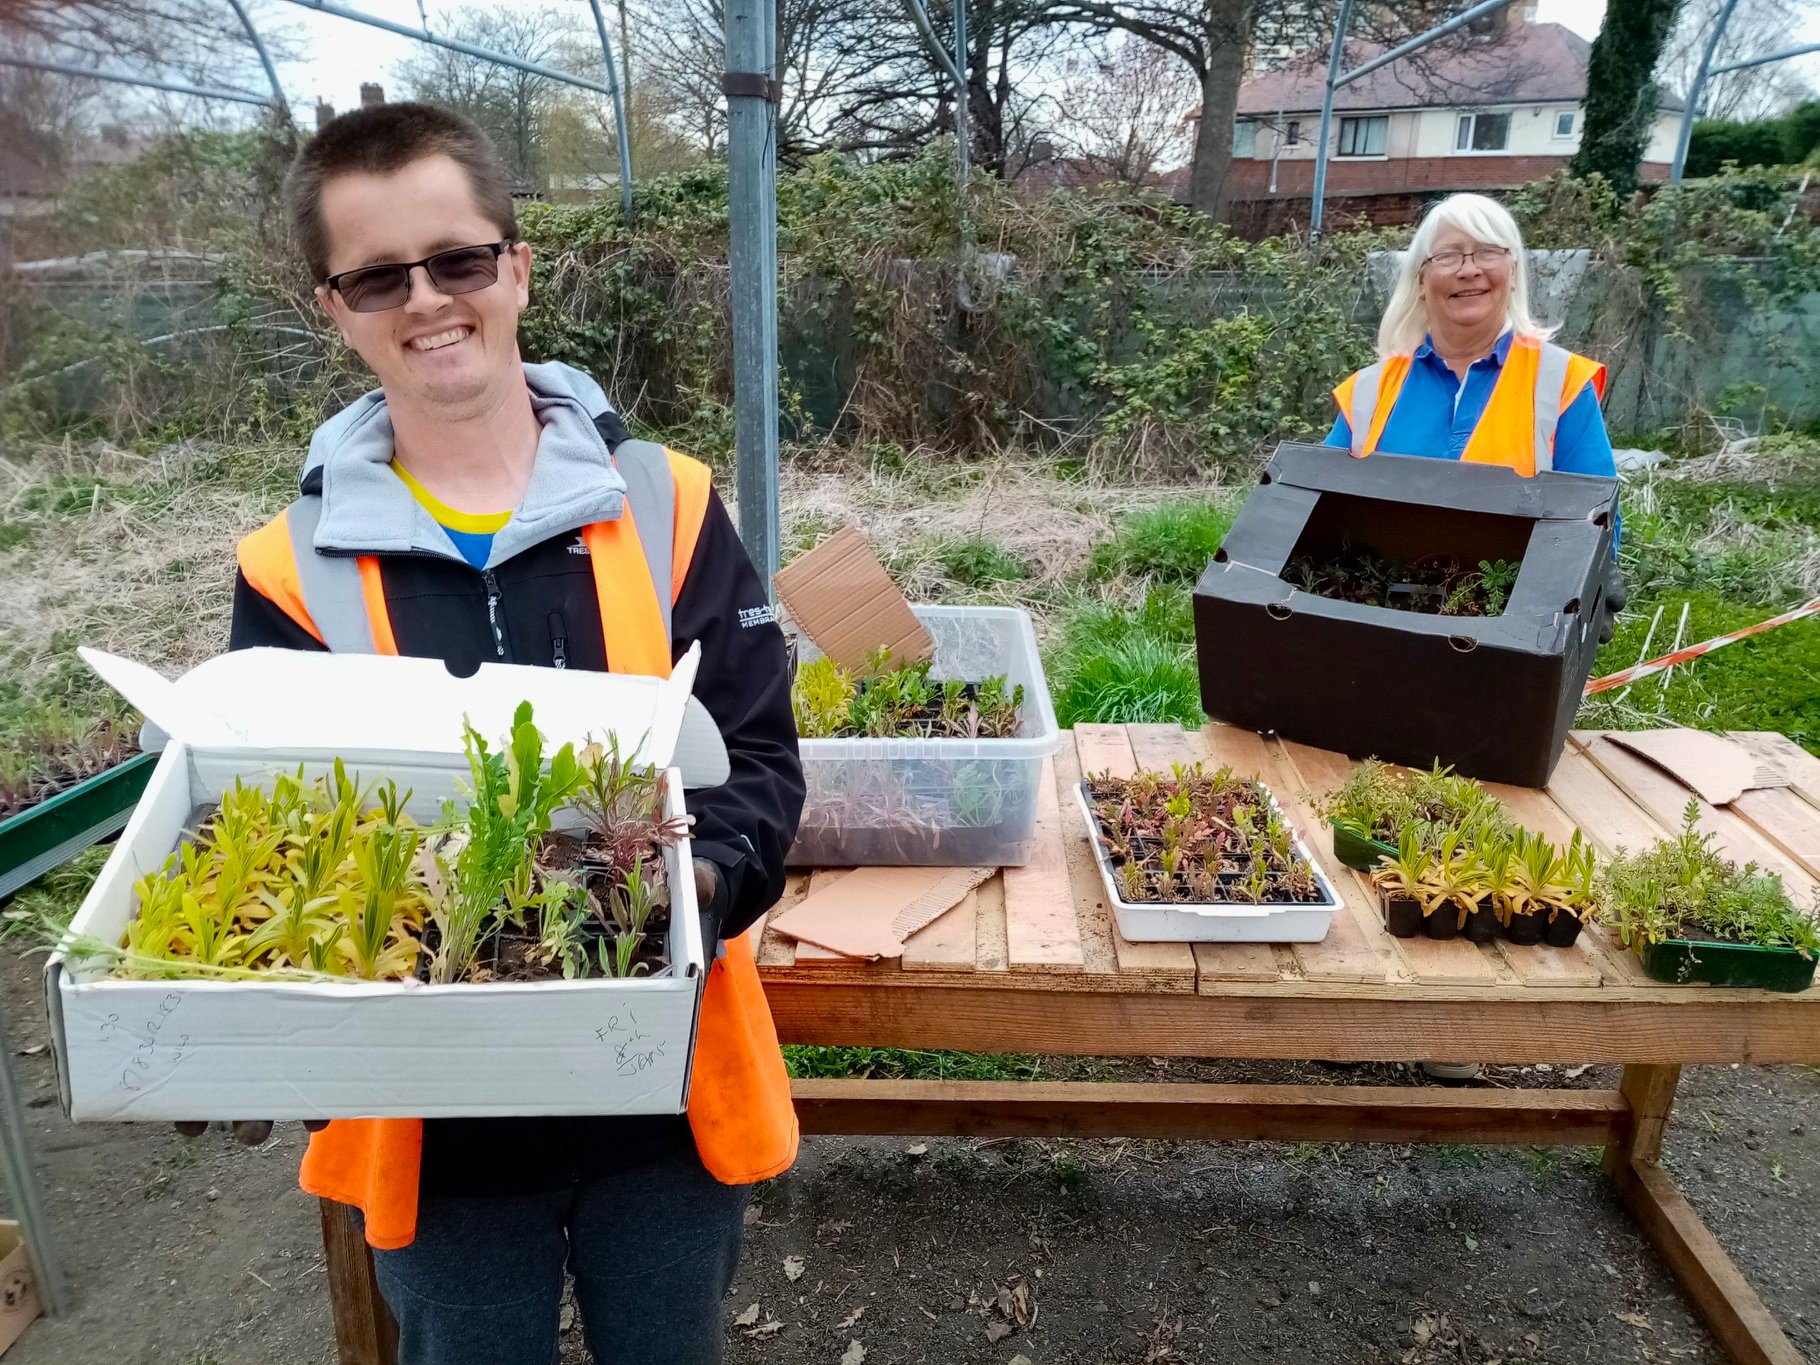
[366,1142,750,1365]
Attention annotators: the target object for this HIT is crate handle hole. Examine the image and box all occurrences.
[1447,635,1479,653]
[1563,597,1581,616]
[1266,602,1293,621]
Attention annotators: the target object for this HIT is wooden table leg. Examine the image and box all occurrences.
[321,1198,399,1365]
[1605,1065,1809,1365]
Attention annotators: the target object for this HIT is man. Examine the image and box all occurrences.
[210,101,804,1364]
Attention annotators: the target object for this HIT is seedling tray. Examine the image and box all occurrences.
[1075,781,1339,943]
[0,752,157,900]
[790,606,1061,868]
[1638,938,1817,993]
[1330,820,1396,873]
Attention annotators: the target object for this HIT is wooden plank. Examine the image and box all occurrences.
[1608,1063,1683,1169]
[791,1078,1628,1145]
[1611,1160,1809,1365]
[1580,734,1820,898]
[1732,787,1820,883]
[322,1199,399,1365]
[973,872,1010,974]
[1546,746,1670,856]
[1001,757,1086,973]
[757,873,812,967]
[1731,731,1820,810]
[1053,741,1121,978]
[764,980,1820,1065]
[900,889,979,972]
[1212,730,1390,985]
[1073,723,1139,779]
[1274,738,1497,987]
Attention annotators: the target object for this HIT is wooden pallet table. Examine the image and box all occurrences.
[325,725,1820,1365]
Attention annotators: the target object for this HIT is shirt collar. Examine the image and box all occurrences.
[1415,328,1515,368]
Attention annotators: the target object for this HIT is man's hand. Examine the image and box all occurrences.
[174,1120,329,1146]
[694,856,723,955]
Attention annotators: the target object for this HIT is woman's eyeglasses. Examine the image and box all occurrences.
[324,241,513,313]
[1422,246,1511,273]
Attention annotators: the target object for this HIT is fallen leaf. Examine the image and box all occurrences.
[985,1320,1012,1343]
[1564,1064,1593,1079]
[560,1304,575,1332]
[836,1306,865,1330]
[1010,1281,1032,1325]
[735,1303,761,1327]
[784,1255,806,1282]
[996,1286,1014,1318]
[1614,1311,1653,1332]
[744,1204,763,1226]
[746,1318,785,1340]
[840,1342,866,1365]
[1464,1235,1479,1252]
[816,1220,852,1242]
[1011,1357,1035,1365]
[905,1142,928,1157]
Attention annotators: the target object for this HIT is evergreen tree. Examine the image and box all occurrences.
[1572,0,1684,197]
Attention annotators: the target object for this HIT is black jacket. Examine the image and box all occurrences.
[229,411,803,1192]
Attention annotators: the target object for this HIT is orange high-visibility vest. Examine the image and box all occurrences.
[1331,336,1607,477]
[235,440,798,1251]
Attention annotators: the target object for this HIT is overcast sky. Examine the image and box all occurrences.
[276,0,1812,119]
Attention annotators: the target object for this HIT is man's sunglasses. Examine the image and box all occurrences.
[323,241,513,313]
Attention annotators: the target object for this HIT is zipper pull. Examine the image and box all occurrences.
[548,611,568,670]
[481,569,506,658]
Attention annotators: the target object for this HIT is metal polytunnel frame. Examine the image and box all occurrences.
[1671,0,1820,184]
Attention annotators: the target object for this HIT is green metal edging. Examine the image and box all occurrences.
[0,752,156,900]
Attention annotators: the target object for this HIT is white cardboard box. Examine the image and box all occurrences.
[45,645,730,1123]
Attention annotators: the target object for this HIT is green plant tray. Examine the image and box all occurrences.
[1331,820,1396,873]
[0,751,156,900]
[1638,937,1818,993]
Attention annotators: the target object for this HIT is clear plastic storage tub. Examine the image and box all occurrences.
[788,605,1062,867]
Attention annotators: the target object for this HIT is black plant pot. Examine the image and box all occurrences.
[1462,901,1499,944]
[1504,909,1545,946]
[1380,889,1423,939]
[1544,912,1584,948]
[1424,906,1462,940]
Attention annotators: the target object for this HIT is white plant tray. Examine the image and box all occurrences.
[1074,780,1339,943]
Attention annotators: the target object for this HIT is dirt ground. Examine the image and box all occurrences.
[1,942,1814,1365]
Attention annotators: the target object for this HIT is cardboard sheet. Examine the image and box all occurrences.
[1607,728,1788,806]
[767,865,993,959]
[772,525,933,673]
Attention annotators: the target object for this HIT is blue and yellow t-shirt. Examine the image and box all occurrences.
[393,462,510,571]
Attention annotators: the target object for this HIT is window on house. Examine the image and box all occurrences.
[1337,115,1388,157]
[1233,120,1257,157]
[1553,110,1576,138]
[1286,119,1302,146]
[1455,111,1510,152]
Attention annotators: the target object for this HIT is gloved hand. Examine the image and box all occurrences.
[1599,567,1627,645]
[695,856,724,957]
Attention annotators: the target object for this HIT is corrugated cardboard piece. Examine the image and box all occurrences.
[0,1223,42,1358]
[773,525,933,672]
[1607,729,1788,806]
[768,865,993,959]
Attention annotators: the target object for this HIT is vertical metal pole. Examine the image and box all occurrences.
[952,0,969,189]
[726,0,781,584]
[1671,0,1741,185]
[0,1000,66,1315]
[1309,0,1354,241]
[585,0,637,223]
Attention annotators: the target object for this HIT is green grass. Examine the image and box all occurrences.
[783,1045,1044,1081]
[930,535,1028,587]
[1048,585,1203,728]
[1088,499,1235,582]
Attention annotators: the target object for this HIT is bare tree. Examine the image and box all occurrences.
[4,0,296,95]
[1052,37,1199,184]
[1659,0,1813,121]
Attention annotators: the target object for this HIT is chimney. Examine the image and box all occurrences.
[315,99,336,130]
[360,82,384,108]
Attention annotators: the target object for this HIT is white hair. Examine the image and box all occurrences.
[1376,192,1557,360]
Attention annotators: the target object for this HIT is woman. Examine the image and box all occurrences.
[1327,192,1616,482]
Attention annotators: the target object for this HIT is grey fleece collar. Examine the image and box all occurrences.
[303,361,627,570]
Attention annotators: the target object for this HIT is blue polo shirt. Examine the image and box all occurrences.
[1322,332,1616,479]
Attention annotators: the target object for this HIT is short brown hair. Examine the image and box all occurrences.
[284,101,518,281]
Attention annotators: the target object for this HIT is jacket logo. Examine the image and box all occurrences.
[568,535,590,556]
[738,605,776,629]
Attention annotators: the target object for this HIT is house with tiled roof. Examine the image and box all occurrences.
[1222,10,1683,233]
